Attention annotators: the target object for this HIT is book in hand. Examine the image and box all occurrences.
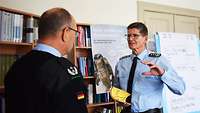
[110,87,131,105]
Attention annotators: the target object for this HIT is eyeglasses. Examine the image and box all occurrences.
[62,26,80,37]
[68,26,80,34]
[125,33,142,40]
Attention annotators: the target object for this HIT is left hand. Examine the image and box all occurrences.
[117,101,131,107]
[141,60,165,76]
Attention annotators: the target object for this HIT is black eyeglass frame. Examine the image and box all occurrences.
[124,33,143,40]
[68,26,80,34]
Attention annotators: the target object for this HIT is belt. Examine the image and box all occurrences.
[121,107,162,113]
[138,108,163,113]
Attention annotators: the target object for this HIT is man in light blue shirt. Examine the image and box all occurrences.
[113,22,185,113]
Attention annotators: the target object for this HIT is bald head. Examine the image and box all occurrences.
[38,8,73,38]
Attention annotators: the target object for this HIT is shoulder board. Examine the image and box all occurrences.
[148,52,161,57]
[119,55,131,60]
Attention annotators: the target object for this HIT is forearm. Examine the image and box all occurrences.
[161,69,186,95]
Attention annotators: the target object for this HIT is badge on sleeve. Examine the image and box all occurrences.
[67,66,78,75]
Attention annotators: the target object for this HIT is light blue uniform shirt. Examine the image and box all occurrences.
[114,49,185,112]
[33,43,61,57]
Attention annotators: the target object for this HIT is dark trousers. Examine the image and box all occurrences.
[121,107,163,113]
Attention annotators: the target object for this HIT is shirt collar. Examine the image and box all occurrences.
[131,49,148,60]
[33,43,62,57]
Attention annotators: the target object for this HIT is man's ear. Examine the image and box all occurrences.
[61,28,69,42]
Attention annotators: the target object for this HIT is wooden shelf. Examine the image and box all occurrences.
[0,6,40,18]
[0,41,34,55]
[0,41,33,46]
[87,102,116,113]
[83,76,95,79]
[76,47,92,57]
[75,47,92,57]
[87,102,115,108]
[83,76,95,84]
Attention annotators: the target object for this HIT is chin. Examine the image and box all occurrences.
[129,45,136,50]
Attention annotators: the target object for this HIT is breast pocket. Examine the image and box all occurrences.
[119,73,129,89]
[144,76,162,85]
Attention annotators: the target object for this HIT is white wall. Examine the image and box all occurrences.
[1,0,200,26]
[0,0,137,26]
[140,0,200,10]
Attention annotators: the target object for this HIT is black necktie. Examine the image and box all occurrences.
[126,57,138,103]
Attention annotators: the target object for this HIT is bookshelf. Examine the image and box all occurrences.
[0,7,39,95]
[0,41,34,55]
[0,7,39,113]
[76,24,116,113]
[0,7,116,113]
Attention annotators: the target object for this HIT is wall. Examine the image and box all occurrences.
[0,0,137,25]
[140,0,200,10]
[1,0,200,25]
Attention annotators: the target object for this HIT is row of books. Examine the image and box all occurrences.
[87,84,93,104]
[95,93,110,104]
[86,84,110,104]
[101,108,113,113]
[76,25,91,47]
[0,55,18,86]
[77,56,94,77]
[0,10,23,42]
[94,108,113,113]
[0,10,38,43]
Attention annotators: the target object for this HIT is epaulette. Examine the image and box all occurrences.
[148,52,161,57]
[119,55,131,60]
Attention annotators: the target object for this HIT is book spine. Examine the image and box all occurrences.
[0,10,2,41]
[25,17,34,43]
[87,84,93,104]
[19,15,23,42]
[0,55,3,86]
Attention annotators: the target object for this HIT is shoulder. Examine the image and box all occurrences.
[119,55,131,60]
[116,55,132,67]
[57,57,74,67]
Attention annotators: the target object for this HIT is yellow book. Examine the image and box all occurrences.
[110,87,130,104]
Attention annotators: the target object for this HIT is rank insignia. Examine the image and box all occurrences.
[149,52,161,57]
[120,55,131,60]
[67,66,78,75]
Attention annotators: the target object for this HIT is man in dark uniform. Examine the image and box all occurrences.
[4,8,88,113]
